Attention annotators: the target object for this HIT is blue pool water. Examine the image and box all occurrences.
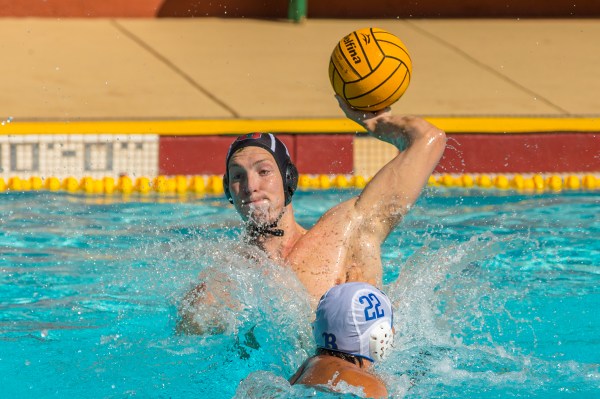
[1,189,598,398]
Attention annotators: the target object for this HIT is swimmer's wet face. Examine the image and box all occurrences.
[227,146,286,225]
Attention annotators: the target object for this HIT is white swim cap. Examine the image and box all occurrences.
[313,282,394,362]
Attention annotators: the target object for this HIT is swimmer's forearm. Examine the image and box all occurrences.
[368,125,409,151]
[352,118,446,238]
[367,115,444,152]
[336,94,443,150]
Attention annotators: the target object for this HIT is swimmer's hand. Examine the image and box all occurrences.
[336,94,391,130]
[336,94,409,151]
[176,282,227,335]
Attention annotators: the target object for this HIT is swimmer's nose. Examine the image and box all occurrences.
[243,173,260,195]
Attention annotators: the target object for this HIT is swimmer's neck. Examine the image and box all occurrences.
[316,349,373,369]
[246,207,306,259]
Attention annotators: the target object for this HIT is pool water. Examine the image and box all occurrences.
[1,189,598,398]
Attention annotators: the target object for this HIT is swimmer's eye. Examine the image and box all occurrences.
[259,168,273,176]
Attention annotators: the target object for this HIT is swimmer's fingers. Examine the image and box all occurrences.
[335,95,377,122]
[335,95,392,132]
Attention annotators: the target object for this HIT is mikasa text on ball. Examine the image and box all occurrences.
[329,27,412,112]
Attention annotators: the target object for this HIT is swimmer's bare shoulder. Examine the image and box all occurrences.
[289,355,388,398]
[284,198,384,303]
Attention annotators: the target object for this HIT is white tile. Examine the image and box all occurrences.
[113,134,129,143]
[98,134,113,143]
[53,134,68,143]
[22,135,37,144]
[37,134,54,143]
[143,134,158,143]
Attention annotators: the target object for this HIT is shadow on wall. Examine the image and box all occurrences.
[0,0,163,17]
[0,0,599,18]
[156,0,600,19]
[157,0,289,18]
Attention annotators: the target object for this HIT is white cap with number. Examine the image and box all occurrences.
[313,282,394,362]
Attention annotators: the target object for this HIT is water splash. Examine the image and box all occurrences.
[379,234,512,394]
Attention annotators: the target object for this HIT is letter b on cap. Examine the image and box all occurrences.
[322,333,338,349]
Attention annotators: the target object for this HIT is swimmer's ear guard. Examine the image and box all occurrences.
[369,321,394,361]
[223,133,298,206]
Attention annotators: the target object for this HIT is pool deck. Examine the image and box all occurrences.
[1,18,599,129]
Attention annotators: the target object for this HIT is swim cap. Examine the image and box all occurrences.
[223,133,298,206]
[313,282,394,362]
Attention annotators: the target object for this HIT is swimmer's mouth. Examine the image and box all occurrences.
[241,198,267,205]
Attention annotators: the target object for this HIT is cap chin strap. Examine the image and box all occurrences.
[246,210,285,238]
[247,220,284,237]
[368,321,394,361]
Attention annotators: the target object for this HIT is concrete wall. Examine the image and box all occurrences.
[1,0,599,18]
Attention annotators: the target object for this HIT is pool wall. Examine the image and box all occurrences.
[158,132,600,176]
[1,118,598,181]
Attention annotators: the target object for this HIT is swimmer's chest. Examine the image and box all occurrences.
[285,204,382,292]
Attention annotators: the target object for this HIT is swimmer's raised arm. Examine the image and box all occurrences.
[337,96,446,242]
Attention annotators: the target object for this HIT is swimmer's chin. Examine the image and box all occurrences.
[238,200,270,216]
[245,218,279,230]
[241,210,279,226]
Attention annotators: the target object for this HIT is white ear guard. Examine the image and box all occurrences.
[369,321,394,361]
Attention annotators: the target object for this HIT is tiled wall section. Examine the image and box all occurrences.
[353,136,399,177]
[0,134,158,179]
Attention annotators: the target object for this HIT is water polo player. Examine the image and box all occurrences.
[289,282,394,398]
[179,97,445,332]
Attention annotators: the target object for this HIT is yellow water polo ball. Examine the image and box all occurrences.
[329,27,412,112]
